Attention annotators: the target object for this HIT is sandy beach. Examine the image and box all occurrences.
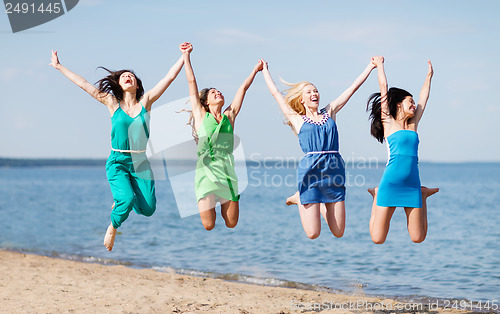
[0,250,470,313]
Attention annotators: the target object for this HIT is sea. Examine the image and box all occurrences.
[0,160,499,311]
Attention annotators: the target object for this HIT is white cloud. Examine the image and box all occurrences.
[0,67,47,82]
[0,68,35,81]
[486,105,500,112]
[284,18,475,47]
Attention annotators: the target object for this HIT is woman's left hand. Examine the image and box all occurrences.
[427,60,433,77]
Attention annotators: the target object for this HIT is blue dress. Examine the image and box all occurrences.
[376,130,422,208]
[297,110,346,205]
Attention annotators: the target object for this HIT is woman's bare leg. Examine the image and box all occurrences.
[321,201,346,238]
[221,199,239,228]
[405,186,439,243]
[198,195,216,231]
[298,202,322,239]
[368,188,396,244]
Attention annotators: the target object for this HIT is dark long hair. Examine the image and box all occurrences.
[198,87,214,113]
[95,67,144,102]
[366,87,412,143]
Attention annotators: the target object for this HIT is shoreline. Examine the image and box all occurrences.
[0,249,474,313]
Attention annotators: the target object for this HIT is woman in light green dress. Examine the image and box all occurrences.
[180,42,263,230]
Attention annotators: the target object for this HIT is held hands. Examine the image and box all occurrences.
[254,59,264,72]
[49,50,61,70]
[179,42,193,55]
[371,56,384,68]
[259,58,268,72]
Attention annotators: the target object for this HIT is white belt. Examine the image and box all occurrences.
[111,148,146,153]
[306,150,339,155]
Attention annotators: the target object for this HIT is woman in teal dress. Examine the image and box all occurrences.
[50,49,184,251]
[366,56,438,244]
[180,42,263,230]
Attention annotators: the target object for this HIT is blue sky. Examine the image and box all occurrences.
[1,0,499,162]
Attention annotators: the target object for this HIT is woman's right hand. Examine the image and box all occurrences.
[49,50,61,70]
[260,58,268,71]
[179,42,193,54]
[371,56,384,67]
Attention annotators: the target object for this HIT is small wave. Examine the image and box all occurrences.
[152,266,336,292]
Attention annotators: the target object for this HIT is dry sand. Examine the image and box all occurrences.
[0,250,466,313]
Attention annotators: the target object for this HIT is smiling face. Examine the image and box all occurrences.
[399,96,416,118]
[206,88,225,107]
[300,84,320,109]
[118,72,138,92]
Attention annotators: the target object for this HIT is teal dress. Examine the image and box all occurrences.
[105,105,156,229]
[195,112,239,202]
[376,130,422,208]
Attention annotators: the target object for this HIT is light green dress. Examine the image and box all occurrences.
[195,112,239,202]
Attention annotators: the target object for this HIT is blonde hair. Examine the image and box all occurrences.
[280,80,313,135]
[282,80,313,115]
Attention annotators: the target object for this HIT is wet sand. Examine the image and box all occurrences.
[0,250,467,313]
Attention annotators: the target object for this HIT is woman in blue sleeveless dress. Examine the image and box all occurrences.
[366,56,438,244]
[262,58,376,239]
[49,49,185,251]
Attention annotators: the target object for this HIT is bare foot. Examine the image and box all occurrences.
[285,191,300,206]
[367,187,378,198]
[103,224,117,251]
[422,186,439,198]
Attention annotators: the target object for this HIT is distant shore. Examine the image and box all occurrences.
[0,249,471,313]
[2,157,498,168]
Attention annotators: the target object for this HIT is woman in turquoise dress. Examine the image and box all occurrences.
[366,56,438,244]
[180,42,263,230]
[262,58,376,239]
[50,49,184,251]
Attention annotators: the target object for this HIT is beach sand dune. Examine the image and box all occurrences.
[0,250,465,313]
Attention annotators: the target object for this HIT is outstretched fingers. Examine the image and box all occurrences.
[49,50,60,69]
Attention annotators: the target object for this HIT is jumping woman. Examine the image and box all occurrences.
[50,49,184,250]
[180,42,263,230]
[262,58,376,239]
[367,56,438,244]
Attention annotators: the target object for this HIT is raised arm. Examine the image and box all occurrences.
[372,56,389,118]
[326,59,376,117]
[224,60,263,123]
[261,59,302,130]
[49,50,114,109]
[410,60,433,128]
[180,43,205,129]
[141,55,184,111]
